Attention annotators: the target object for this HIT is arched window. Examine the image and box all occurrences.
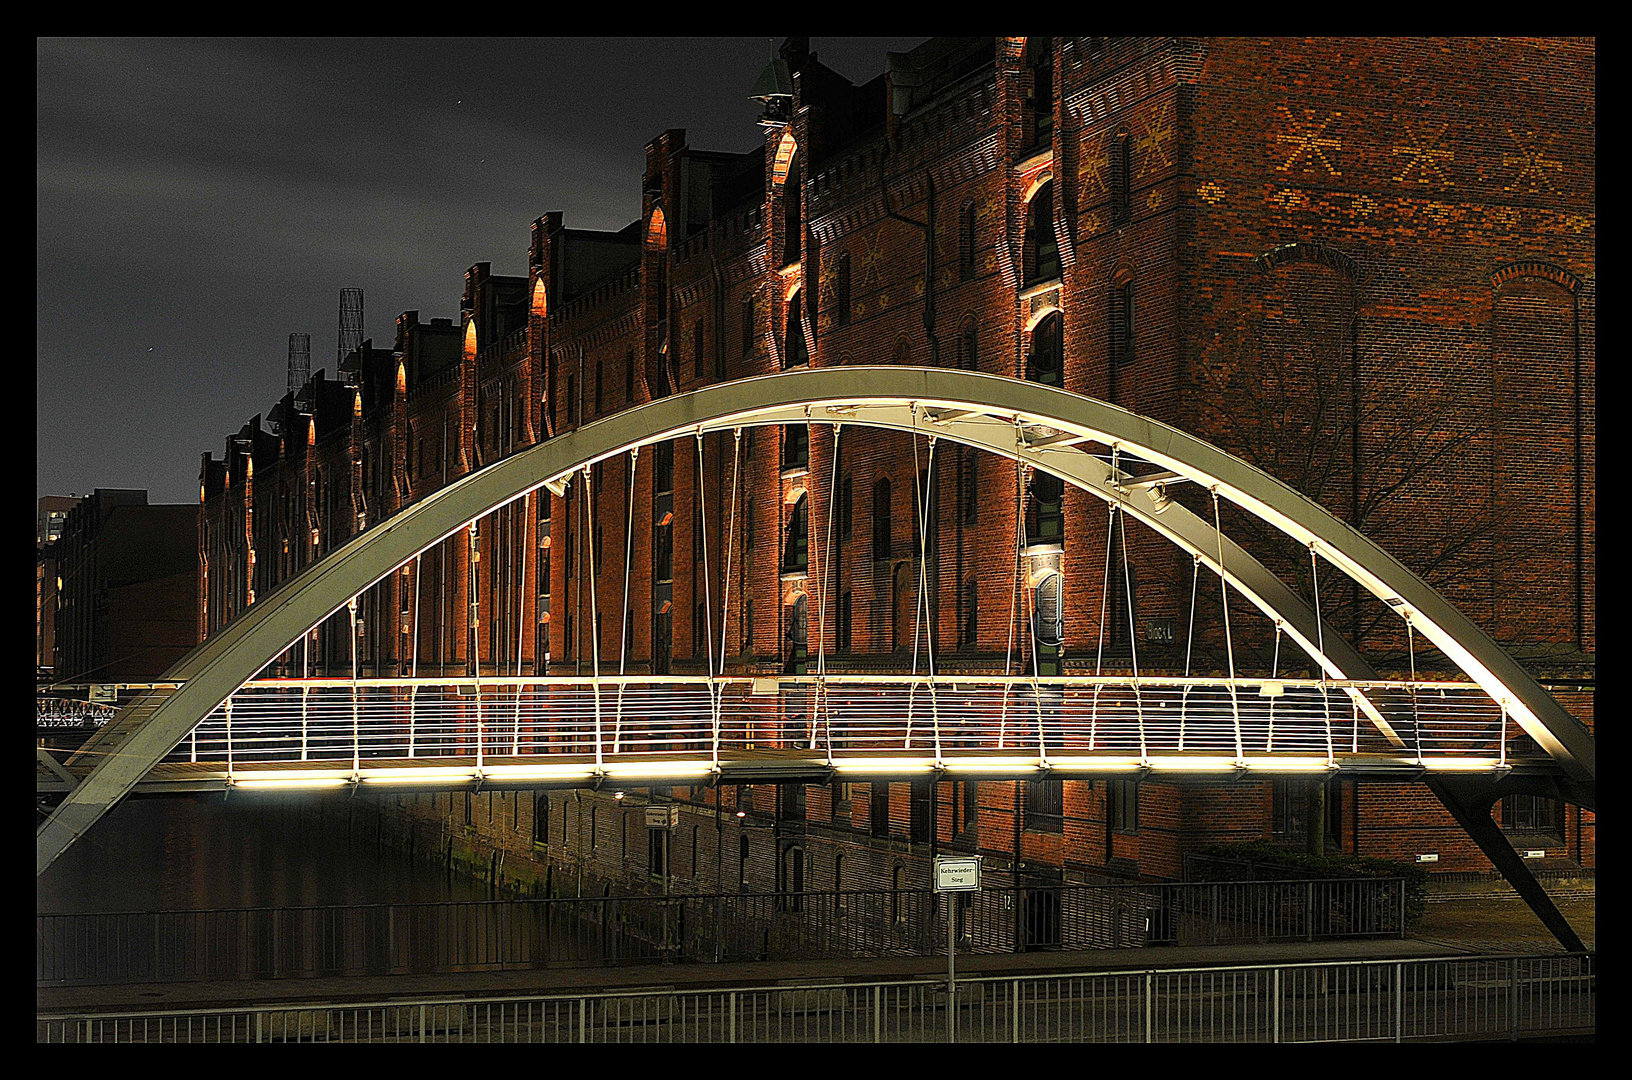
[693,319,706,379]
[1033,569,1064,647]
[893,562,912,654]
[835,253,851,326]
[566,372,578,424]
[1028,468,1065,546]
[894,335,914,365]
[872,477,893,560]
[959,448,979,526]
[784,290,808,368]
[1112,277,1135,366]
[649,208,669,320]
[594,358,603,415]
[742,295,756,357]
[1026,37,1054,148]
[782,152,802,265]
[1113,132,1132,223]
[1024,181,1061,287]
[783,494,809,574]
[959,202,978,280]
[959,315,979,371]
[782,423,808,470]
[785,592,808,674]
[1028,311,1063,387]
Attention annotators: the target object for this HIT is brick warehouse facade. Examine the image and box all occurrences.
[199,38,1593,902]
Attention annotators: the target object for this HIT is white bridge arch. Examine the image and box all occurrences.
[38,367,1594,876]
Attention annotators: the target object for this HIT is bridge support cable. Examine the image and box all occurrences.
[999,419,1026,750]
[1407,615,1422,765]
[696,433,719,768]
[1267,622,1282,751]
[1310,544,1334,768]
[814,423,841,762]
[903,410,941,761]
[410,554,420,758]
[1178,554,1200,752]
[300,633,309,761]
[468,525,482,771]
[348,596,360,779]
[1019,464,1045,767]
[1091,488,1117,753]
[716,432,743,748]
[583,466,603,773]
[513,501,527,754]
[1211,489,1244,766]
[616,449,638,756]
[1114,447,1146,765]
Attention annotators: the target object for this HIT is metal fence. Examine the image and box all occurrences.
[38,878,1403,986]
[36,952,1593,1043]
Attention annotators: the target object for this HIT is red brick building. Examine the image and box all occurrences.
[200,37,1593,900]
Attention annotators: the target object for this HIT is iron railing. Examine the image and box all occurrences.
[38,878,1404,986]
[37,952,1594,1043]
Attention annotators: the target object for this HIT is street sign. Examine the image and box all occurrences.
[645,805,680,829]
[933,855,981,892]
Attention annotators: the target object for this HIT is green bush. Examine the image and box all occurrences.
[1194,841,1430,928]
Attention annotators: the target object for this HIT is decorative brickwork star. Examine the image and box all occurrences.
[1503,129,1562,194]
[1391,119,1455,186]
[1136,104,1174,178]
[1275,105,1343,176]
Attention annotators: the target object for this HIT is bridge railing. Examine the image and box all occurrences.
[168,675,1521,772]
[37,877,1406,986]
[37,952,1595,1042]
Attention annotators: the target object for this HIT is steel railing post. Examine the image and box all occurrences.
[1273,967,1281,1043]
[729,990,737,1043]
[1394,961,1404,1042]
[1145,971,1153,1043]
[1510,957,1520,1040]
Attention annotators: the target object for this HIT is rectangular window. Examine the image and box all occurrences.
[533,792,548,844]
[655,522,673,583]
[910,777,933,843]
[869,782,891,837]
[839,476,853,538]
[648,827,668,877]
[837,592,852,653]
[1108,778,1139,834]
[1501,794,1563,838]
[1026,778,1063,833]
[654,440,674,494]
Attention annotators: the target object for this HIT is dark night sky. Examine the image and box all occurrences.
[37,37,927,506]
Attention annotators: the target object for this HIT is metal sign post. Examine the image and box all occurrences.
[933,855,981,1043]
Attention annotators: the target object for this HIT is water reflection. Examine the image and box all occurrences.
[38,794,487,914]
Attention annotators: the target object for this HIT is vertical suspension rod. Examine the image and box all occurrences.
[1211,489,1243,765]
[584,465,603,771]
[696,432,719,770]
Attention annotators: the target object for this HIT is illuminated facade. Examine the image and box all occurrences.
[200,37,1593,899]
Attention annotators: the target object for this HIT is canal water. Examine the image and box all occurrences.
[37,793,486,915]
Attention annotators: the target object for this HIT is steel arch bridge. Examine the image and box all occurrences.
[37,367,1594,946]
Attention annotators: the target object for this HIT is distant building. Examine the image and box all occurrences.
[37,495,82,676]
[200,37,1592,898]
[52,489,199,682]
